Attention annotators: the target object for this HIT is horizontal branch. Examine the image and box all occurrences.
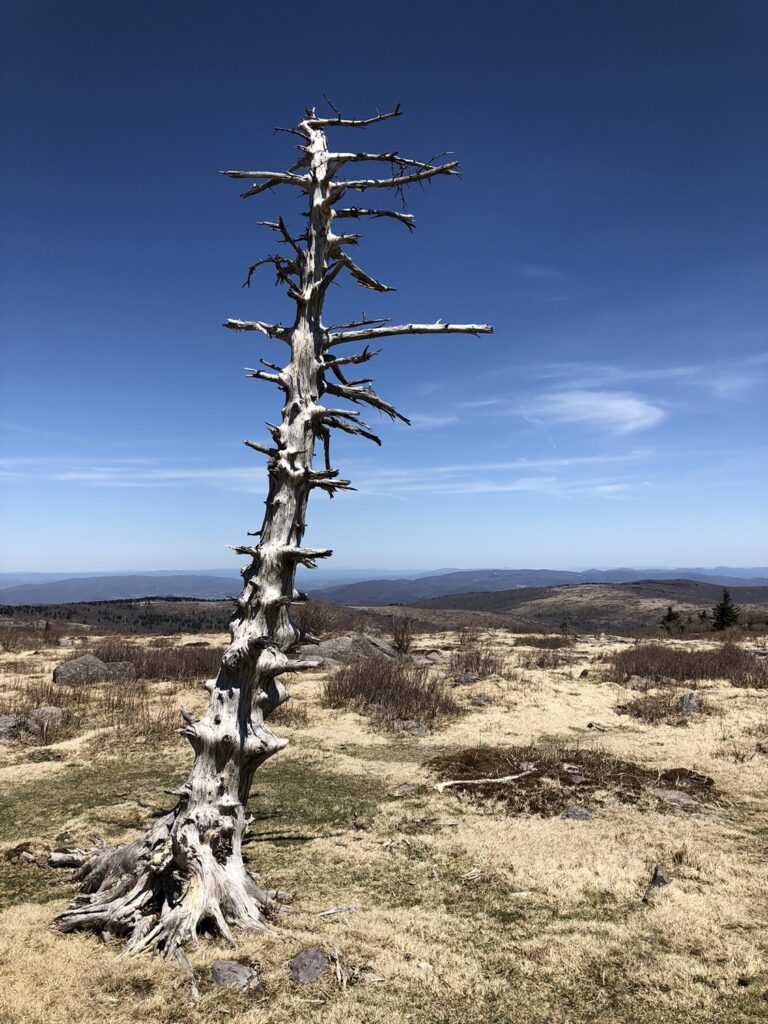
[322,346,381,370]
[330,254,395,292]
[303,104,402,129]
[323,380,409,424]
[328,321,494,346]
[220,170,307,199]
[223,319,290,341]
[245,368,286,386]
[243,439,278,457]
[334,208,415,230]
[323,415,381,446]
[334,161,460,193]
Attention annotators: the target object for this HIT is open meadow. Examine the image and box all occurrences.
[1,613,767,1024]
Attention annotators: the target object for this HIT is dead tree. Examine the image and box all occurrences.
[51,104,492,957]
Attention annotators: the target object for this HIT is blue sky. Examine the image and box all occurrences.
[1,0,766,572]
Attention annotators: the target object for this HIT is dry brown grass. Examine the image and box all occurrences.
[513,634,575,649]
[448,644,507,678]
[426,741,717,817]
[83,637,224,681]
[323,657,459,730]
[609,640,768,688]
[614,690,718,725]
[1,626,768,1024]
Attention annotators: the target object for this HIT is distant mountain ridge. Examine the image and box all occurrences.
[311,568,768,607]
[1,566,765,607]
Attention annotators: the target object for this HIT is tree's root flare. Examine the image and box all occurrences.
[51,832,279,959]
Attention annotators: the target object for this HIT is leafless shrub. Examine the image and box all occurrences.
[513,635,575,650]
[614,691,717,725]
[84,638,224,682]
[322,657,459,730]
[390,613,414,654]
[609,641,768,688]
[291,600,362,638]
[515,649,564,671]
[449,645,507,678]
[456,625,482,647]
[0,621,66,651]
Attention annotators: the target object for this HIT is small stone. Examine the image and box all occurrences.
[29,706,64,728]
[642,863,670,902]
[653,788,699,808]
[209,959,261,991]
[470,694,494,706]
[392,719,429,737]
[680,691,701,715]
[288,946,327,985]
[561,805,593,820]
[453,674,480,686]
[579,668,589,678]
[0,714,41,740]
[416,961,433,971]
[394,783,416,797]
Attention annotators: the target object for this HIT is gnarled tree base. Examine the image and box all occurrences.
[52,806,282,958]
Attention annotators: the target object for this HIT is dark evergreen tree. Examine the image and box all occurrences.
[660,605,681,633]
[712,588,740,631]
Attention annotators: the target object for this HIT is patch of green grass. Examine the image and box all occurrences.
[0,861,71,907]
[0,759,179,845]
[247,753,387,836]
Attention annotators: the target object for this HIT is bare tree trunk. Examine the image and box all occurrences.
[52,104,491,957]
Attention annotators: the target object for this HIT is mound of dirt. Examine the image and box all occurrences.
[426,743,718,817]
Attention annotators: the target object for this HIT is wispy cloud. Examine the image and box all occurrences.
[526,351,768,399]
[519,389,666,433]
[0,451,652,502]
[517,263,566,281]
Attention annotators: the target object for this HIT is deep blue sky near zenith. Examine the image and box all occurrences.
[1,1,766,572]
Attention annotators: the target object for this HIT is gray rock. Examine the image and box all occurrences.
[393,783,416,797]
[561,805,594,820]
[53,654,136,685]
[288,946,327,985]
[653,788,699,808]
[29,706,65,729]
[0,714,41,740]
[299,634,398,663]
[470,694,494,706]
[453,674,480,686]
[210,959,261,991]
[680,691,702,715]
[627,675,651,690]
[392,719,429,737]
[410,656,434,667]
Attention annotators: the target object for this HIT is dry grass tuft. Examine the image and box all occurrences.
[448,644,507,678]
[609,640,768,688]
[323,657,459,730]
[615,690,717,725]
[83,637,224,682]
[426,741,717,816]
[513,635,575,649]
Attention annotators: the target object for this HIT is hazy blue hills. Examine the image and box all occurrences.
[1,566,765,606]
[310,568,768,607]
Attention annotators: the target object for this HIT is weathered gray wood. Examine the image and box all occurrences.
[51,102,492,957]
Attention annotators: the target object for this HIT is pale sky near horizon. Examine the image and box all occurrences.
[1,1,766,572]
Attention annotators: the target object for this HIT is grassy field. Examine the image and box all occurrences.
[1,625,767,1023]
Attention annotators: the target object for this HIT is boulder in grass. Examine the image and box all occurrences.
[288,946,327,985]
[209,959,262,992]
[29,706,65,729]
[0,714,41,741]
[53,654,136,685]
[296,634,398,664]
